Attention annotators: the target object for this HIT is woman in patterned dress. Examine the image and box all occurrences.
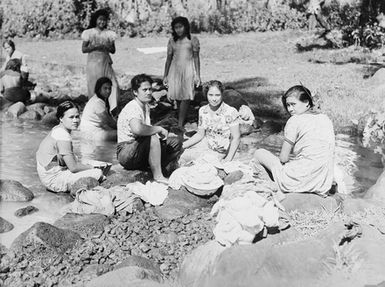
[179,80,241,165]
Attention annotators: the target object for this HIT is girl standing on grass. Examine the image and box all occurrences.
[163,16,201,128]
[253,85,335,196]
[81,8,120,116]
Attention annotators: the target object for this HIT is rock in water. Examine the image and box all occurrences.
[11,222,82,254]
[41,111,59,126]
[6,102,26,118]
[0,217,14,233]
[14,205,39,217]
[0,180,34,202]
[19,110,41,120]
[54,213,110,238]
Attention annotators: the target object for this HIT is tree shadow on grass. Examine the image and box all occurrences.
[223,77,287,119]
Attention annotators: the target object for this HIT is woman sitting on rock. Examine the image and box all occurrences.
[180,80,241,165]
[36,101,105,193]
[79,77,117,141]
[0,59,48,104]
[253,85,335,196]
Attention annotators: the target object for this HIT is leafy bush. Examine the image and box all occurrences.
[1,0,307,39]
[321,0,385,49]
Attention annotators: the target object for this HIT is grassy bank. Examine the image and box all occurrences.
[11,30,385,131]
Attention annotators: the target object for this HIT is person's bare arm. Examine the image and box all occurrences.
[57,141,93,172]
[223,124,241,162]
[182,128,205,149]
[129,118,168,139]
[279,141,293,164]
[193,49,201,87]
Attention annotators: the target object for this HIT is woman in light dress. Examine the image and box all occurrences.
[36,101,105,193]
[81,9,120,116]
[180,80,241,165]
[79,77,117,142]
[163,16,201,128]
[253,85,335,195]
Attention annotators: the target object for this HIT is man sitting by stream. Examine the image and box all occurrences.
[116,74,182,184]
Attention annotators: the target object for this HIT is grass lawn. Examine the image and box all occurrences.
[12,30,385,132]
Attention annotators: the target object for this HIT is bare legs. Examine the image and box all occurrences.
[253,148,286,200]
[149,135,167,181]
[178,100,190,128]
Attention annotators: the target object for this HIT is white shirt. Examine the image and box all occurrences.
[117,99,151,143]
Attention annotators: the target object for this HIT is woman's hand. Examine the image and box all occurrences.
[195,76,201,88]
[157,126,169,141]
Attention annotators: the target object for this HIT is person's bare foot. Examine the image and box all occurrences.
[153,177,169,185]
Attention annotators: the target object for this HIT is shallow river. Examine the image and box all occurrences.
[0,118,383,247]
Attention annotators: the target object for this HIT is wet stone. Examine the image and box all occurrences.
[0,217,14,233]
[14,206,39,217]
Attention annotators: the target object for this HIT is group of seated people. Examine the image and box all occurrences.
[35,72,336,199]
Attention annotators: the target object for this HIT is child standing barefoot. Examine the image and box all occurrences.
[163,16,201,128]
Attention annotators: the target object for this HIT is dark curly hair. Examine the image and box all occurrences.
[131,74,153,92]
[88,8,110,29]
[204,80,224,97]
[171,16,191,41]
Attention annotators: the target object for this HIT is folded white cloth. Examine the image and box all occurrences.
[127,181,168,206]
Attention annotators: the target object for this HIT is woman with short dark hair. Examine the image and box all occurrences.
[36,101,105,193]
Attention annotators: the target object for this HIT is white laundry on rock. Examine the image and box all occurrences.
[239,105,255,126]
[62,185,140,215]
[127,181,169,206]
[211,188,279,247]
[169,166,192,190]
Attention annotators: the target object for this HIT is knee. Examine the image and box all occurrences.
[254,148,267,159]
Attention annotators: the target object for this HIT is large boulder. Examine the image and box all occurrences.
[11,222,82,254]
[54,213,110,238]
[0,217,14,233]
[115,256,162,282]
[189,223,346,287]
[6,102,26,118]
[0,179,34,202]
[178,241,226,287]
[87,266,165,287]
[179,228,302,287]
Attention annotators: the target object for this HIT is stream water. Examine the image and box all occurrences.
[0,117,383,248]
